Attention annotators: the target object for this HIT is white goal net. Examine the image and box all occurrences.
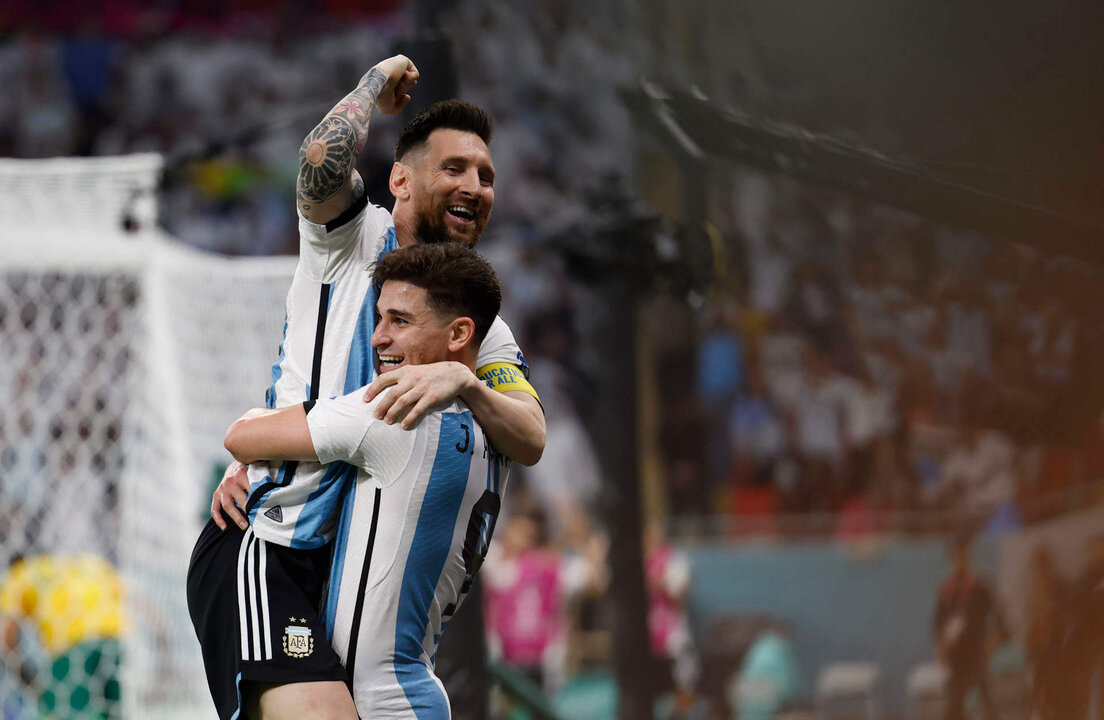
[0,154,297,719]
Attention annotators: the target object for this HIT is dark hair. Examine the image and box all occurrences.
[373,243,501,345]
[394,99,493,162]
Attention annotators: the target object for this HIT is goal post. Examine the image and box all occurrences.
[0,154,297,718]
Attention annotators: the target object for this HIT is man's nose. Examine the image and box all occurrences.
[458,168,481,196]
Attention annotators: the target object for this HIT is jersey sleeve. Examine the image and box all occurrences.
[476,315,540,403]
[295,196,391,283]
[307,391,380,468]
[306,389,417,479]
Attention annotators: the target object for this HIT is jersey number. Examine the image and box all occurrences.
[455,423,471,454]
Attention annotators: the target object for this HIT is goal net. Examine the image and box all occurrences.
[0,154,297,719]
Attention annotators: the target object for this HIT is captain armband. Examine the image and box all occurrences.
[476,362,541,404]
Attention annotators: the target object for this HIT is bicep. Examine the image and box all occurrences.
[502,389,544,418]
[297,111,361,223]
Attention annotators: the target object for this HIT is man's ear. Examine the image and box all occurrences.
[389,162,410,201]
[447,317,476,353]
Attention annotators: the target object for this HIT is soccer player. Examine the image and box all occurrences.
[224,243,511,718]
[188,55,542,719]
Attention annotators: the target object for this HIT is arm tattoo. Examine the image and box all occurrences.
[297,67,389,210]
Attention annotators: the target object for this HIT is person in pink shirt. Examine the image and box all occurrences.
[644,522,702,718]
[483,513,567,691]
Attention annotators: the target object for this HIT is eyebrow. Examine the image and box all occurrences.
[441,155,496,180]
[381,307,417,321]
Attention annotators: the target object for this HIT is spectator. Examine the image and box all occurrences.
[643,521,702,719]
[932,531,1007,720]
[484,512,602,694]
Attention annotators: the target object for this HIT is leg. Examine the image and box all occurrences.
[248,680,358,720]
[974,671,997,720]
[942,670,966,720]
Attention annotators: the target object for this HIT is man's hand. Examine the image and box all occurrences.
[211,461,251,531]
[375,55,419,115]
[363,361,475,430]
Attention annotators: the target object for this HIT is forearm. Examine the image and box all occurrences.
[460,382,546,466]
[224,405,318,465]
[296,65,390,220]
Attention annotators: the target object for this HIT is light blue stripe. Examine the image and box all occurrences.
[231,671,244,719]
[348,225,398,390]
[343,281,377,393]
[383,226,399,255]
[266,314,289,409]
[292,462,358,549]
[324,475,356,642]
[394,412,473,719]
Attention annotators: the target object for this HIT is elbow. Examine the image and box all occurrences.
[513,431,546,467]
[224,421,250,465]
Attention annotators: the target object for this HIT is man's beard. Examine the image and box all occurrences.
[412,202,487,248]
[413,212,455,246]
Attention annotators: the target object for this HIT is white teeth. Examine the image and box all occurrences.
[378,355,402,364]
[448,205,474,219]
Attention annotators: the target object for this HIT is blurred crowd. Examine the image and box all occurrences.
[660,177,1104,537]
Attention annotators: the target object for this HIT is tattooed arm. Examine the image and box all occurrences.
[297,55,419,224]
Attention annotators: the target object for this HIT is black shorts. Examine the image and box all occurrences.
[186,518,348,719]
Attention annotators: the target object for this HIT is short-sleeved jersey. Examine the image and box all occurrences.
[307,390,508,718]
[245,197,532,548]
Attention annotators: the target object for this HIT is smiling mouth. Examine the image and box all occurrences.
[378,354,403,372]
[447,205,475,223]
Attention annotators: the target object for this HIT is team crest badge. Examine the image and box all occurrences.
[283,621,313,658]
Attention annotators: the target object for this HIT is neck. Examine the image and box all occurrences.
[450,349,478,374]
[393,208,418,247]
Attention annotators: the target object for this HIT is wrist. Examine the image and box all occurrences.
[457,362,483,399]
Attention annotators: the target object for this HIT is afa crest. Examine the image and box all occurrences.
[283,622,314,658]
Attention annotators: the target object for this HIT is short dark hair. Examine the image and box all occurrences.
[394,99,493,162]
[373,243,501,345]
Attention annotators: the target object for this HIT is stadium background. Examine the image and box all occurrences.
[2,1,1104,719]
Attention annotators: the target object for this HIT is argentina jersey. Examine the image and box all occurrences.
[245,195,394,548]
[246,196,533,549]
[307,393,508,719]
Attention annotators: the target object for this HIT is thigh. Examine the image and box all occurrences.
[251,680,357,720]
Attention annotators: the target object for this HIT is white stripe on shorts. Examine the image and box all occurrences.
[237,528,273,661]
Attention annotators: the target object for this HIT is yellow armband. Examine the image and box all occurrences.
[476,362,541,403]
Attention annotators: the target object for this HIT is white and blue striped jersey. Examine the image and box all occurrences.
[245,196,527,548]
[308,390,508,719]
